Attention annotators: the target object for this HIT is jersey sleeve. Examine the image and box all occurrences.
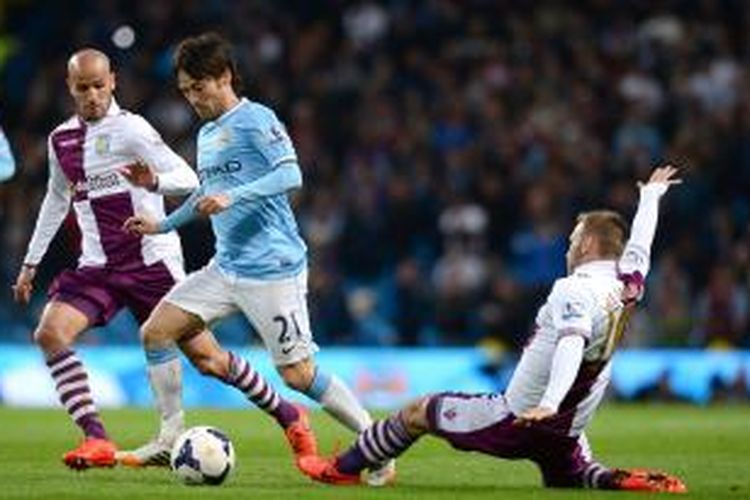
[548,279,595,341]
[249,110,298,168]
[24,137,72,265]
[124,115,199,195]
[0,126,16,182]
[617,184,666,302]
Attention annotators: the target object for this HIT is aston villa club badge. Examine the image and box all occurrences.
[94,134,111,155]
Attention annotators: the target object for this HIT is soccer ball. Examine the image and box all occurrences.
[170,426,235,485]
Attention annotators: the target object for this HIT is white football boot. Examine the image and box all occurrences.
[116,411,184,467]
[366,459,396,487]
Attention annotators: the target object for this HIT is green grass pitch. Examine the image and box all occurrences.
[0,404,747,499]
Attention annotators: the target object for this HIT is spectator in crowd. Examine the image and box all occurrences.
[1,0,748,348]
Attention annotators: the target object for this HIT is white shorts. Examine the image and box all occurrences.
[164,262,319,366]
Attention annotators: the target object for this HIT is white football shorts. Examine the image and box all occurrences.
[164,261,319,366]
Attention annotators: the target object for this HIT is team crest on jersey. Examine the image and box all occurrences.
[216,128,232,146]
[561,301,584,320]
[94,134,111,155]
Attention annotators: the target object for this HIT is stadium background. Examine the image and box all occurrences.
[0,0,748,409]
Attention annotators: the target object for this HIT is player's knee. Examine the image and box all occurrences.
[278,359,315,392]
[141,316,170,349]
[33,324,67,353]
[400,397,430,435]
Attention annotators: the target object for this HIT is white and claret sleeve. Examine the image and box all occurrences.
[539,280,593,411]
[617,183,667,301]
[23,138,72,265]
[125,115,198,195]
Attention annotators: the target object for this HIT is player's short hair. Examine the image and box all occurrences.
[174,32,242,91]
[576,210,629,259]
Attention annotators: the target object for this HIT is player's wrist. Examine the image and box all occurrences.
[640,183,667,199]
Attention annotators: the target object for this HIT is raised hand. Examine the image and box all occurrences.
[639,165,682,193]
[120,160,158,191]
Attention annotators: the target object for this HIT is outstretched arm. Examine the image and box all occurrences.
[618,165,681,301]
[120,116,199,195]
[123,186,203,235]
[193,163,302,216]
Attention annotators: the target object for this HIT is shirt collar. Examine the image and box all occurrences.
[106,99,121,117]
[79,99,120,126]
[215,97,248,125]
[572,259,617,278]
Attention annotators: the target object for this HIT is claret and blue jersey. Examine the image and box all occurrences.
[186,98,307,280]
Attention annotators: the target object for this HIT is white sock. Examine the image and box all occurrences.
[306,368,372,432]
[145,349,184,442]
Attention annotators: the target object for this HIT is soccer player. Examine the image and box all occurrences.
[0,124,16,182]
[122,32,393,484]
[12,49,201,470]
[296,166,688,493]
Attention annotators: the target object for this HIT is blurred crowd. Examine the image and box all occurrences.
[0,0,748,349]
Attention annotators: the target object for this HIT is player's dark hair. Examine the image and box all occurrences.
[576,210,629,259]
[174,32,243,91]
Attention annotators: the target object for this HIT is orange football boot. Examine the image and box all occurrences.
[611,468,687,493]
[63,438,117,470]
[298,455,361,486]
[285,404,318,462]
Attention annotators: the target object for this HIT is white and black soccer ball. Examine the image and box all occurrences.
[170,426,235,485]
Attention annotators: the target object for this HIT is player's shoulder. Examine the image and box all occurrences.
[549,275,597,305]
[116,109,156,131]
[233,99,281,128]
[49,115,81,138]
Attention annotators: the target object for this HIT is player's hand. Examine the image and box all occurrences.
[12,264,36,305]
[638,165,682,196]
[120,160,158,191]
[513,406,556,427]
[196,194,231,216]
[123,214,160,235]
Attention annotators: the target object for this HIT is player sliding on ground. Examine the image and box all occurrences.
[297,165,687,493]
[122,33,393,484]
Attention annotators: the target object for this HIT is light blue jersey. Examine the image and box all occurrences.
[160,98,306,279]
[0,126,16,182]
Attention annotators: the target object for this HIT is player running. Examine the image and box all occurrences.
[0,124,16,181]
[297,166,687,493]
[12,49,204,470]
[121,32,393,484]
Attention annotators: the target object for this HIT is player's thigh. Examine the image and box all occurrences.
[426,392,523,457]
[34,301,91,349]
[119,259,184,325]
[235,271,318,366]
[162,262,238,325]
[142,300,204,345]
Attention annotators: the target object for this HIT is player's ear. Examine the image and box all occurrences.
[581,234,597,255]
[109,71,116,92]
[219,68,232,88]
